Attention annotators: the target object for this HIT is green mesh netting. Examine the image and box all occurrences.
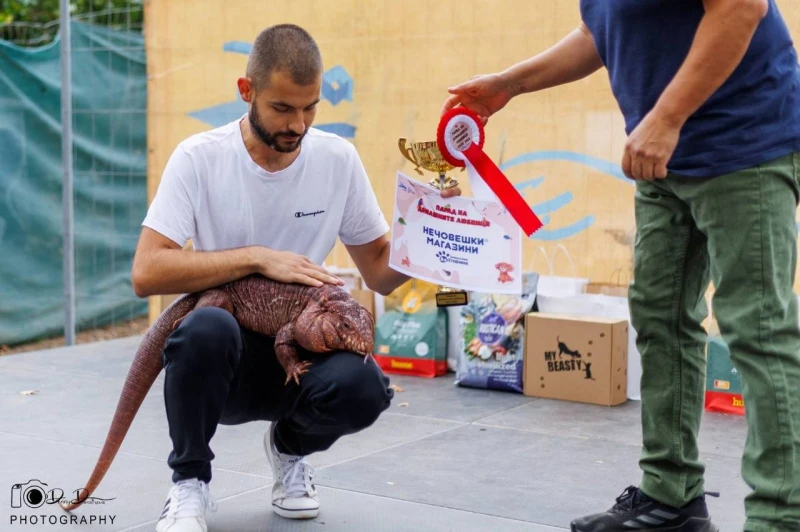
[0,20,147,346]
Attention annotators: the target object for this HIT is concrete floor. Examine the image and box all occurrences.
[0,335,750,531]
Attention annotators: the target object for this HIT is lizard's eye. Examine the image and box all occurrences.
[343,322,351,329]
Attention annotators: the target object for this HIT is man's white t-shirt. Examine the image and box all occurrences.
[142,115,389,264]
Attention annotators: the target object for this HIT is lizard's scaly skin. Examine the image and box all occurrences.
[61,275,374,512]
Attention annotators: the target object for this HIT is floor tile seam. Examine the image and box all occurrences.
[288,484,570,530]
[469,421,745,459]
[0,364,139,382]
[317,422,468,471]
[469,399,537,423]
[0,427,742,463]
[469,420,644,445]
[383,411,477,424]
[115,483,568,532]
[0,430,172,461]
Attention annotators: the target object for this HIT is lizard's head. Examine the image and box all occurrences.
[296,291,374,357]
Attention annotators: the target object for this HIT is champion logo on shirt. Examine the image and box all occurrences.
[295,210,325,218]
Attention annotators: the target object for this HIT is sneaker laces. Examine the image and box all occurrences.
[172,480,218,519]
[278,455,317,499]
[611,485,721,513]
[612,485,647,512]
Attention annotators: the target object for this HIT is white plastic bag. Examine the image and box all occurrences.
[531,244,589,297]
[446,305,462,372]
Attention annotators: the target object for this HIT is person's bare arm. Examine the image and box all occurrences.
[131,227,342,298]
[623,0,769,179]
[501,22,605,97]
[345,234,409,297]
[651,0,768,128]
[441,23,604,120]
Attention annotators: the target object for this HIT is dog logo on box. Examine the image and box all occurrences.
[544,337,595,380]
[558,336,581,359]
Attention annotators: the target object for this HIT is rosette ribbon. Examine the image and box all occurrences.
[437,107,543,237]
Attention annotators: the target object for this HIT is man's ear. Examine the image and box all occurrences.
[237,77,254,103]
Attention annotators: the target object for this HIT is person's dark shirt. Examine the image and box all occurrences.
[581,0,800,177]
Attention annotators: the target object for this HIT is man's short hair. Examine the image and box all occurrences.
[246,24,323,90]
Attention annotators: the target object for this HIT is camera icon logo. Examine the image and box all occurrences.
[10,479,58,508]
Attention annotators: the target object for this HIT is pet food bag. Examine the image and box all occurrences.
[705,336,745,415]
[455,273,538,393]
[374,279,448,378]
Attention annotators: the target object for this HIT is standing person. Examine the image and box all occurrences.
[442,1,800,531]
[133,23,454,532]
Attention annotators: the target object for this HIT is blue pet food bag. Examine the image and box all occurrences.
[455,273,538,393]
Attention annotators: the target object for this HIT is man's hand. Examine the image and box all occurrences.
[622,0,768,180]
[441,24,603,124]
[441,73,516,125]
[346,186,465,296]
[255,248,344,288]
[440,186,463,199]
[131,227,343,297]
[622,110,682,180]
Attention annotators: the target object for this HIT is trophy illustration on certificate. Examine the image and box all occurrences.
[394,107,544,308]
[397,138,470,307]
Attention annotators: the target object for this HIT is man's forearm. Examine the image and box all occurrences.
[132,247,259,297]
[501,23,604,97]
[652,0,768,127]
[368,242,410,297]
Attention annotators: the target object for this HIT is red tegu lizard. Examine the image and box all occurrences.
[60,274,374,512]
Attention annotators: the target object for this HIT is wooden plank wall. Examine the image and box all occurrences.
[143,0,800,322]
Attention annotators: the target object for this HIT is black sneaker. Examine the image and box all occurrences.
[570,486,720,532]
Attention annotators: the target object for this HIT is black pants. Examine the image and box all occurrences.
[161,307,395,483]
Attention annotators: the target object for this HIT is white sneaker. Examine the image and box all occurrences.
[155,478,218,532]
[264,422,320,519]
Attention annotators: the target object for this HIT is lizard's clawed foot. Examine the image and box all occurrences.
[284,361,312,386]
[171,316,185,330]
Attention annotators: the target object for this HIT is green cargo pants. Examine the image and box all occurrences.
[629,152,800,532]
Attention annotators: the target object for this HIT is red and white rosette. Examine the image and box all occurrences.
[437,107,543,237]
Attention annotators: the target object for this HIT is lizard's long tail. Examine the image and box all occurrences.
[61,294,198,512]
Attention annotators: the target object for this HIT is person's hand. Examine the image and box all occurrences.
[254,248,344,287]
[441,73,515,125]
[440,186,462,199]
[622,109,682,180]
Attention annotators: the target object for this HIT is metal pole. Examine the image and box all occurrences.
[60,0,75,346]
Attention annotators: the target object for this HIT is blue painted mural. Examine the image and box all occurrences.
[503,151,632,241]
[187,41,356,138]
[186,40,645,242]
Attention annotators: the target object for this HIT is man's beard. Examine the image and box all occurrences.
[248,105,305,153]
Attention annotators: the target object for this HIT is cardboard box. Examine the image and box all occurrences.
[331,271,375,316]
[337,273,363,294]
[523,313,628,406]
